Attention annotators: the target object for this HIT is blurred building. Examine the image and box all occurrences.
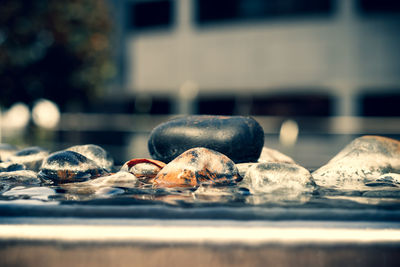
[109,0,400,117]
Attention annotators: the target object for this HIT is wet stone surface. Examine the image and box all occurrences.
[312,136,400,190]
[6,146,49,172]
[148,115,264,163]
[38,150,108,184]
[236,148,296,180]
[121,158,166,183]
[66,144,114,172]
[153,147,242,188]
[0,162,26,172]
[365,173,400,188]
[241,162,315,203]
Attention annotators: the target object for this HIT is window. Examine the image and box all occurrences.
[361,92,400,116]
[250,94,332,116]
[357,0,400,14]
[129,0,174,30]
[195,0,334,25]
[197,96,236,115]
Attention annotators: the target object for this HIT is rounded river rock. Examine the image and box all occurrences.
[153,147,242,188]
[38,150,108,184]
[66,144,114,172]
[312,135,400,189]
[148,115,264,163]
[243,162,315,194]
[121,158,166,183]
[7,146,49,171]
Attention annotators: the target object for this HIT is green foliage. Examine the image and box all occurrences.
[0,0,115,110]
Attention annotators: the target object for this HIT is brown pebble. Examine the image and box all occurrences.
[153,147,242,188]
[121,158,166,183]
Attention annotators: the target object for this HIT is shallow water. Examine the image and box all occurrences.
[0,171,399,222]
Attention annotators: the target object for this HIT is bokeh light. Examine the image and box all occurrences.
[279,119,299,147]
[1,103,30,129]
[32,99,60,129]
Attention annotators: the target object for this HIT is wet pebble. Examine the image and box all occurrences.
[236,148,295,178]
[242,162,315,198]
[153,147,242,188]
[38,150,108,184]
[312,135,400,189]
[7,146,49,171]
[121,158,166,183]
[66,144,114,172]
[148,115,264,163]
[0,162,26,172]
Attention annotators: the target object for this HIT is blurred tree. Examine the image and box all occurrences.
[0,0,115,111]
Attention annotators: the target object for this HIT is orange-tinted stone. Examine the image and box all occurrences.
[153,147,242,188]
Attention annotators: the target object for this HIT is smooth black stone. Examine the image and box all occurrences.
[148,115,264,163]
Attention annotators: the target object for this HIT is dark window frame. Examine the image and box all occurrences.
[128,0,175,31]
[195,0,336,26]
[356,0,400,15]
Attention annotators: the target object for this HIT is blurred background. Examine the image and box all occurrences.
[1,0,400,167]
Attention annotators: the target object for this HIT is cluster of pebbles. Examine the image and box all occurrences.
[0,115,399,205]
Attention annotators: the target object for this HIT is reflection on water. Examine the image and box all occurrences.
[0,178,399,214]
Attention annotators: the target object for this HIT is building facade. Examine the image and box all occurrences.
[110,0,400,116]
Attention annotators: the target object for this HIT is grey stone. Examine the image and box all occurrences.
[38,150,108,184]
[0,162,26,172]
[312,136,400,189]
[241,162,315,201]
[66,144,114,172]
[7,146,49,171]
